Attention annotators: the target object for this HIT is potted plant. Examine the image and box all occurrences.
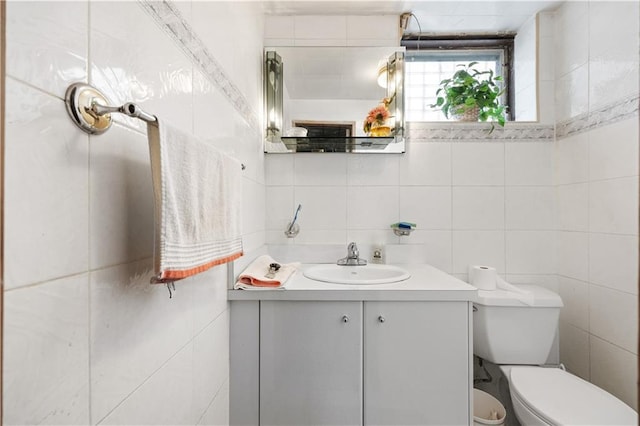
[431,62,507,127]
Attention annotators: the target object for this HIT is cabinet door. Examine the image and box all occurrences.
[260,301,363,426]
[364,301,470,426]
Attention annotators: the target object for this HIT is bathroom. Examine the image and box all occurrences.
[1,0,638,424]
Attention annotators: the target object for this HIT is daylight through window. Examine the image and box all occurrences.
[401,36,514,122]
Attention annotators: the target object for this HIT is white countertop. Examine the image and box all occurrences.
[228,263,477,301]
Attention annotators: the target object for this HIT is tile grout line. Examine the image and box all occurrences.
[95,307,228,425]
[503,140,508,274]
[585,3,592,378]
[194,377,229,425]
[450,142,454,274]
[86,1,93,423]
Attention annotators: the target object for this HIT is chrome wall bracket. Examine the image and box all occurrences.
[65,83,114,135]
[64,82,157,135]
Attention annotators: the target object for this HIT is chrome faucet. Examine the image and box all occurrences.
[337,242,367,266]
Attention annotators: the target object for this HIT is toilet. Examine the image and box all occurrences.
[473,284,638,425]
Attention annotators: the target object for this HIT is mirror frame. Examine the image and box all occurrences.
[264,47,405,154]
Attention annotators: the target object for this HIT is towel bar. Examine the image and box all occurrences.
[64,83,246,170]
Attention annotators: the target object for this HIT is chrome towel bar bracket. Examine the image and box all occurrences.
[64,82,157,135]
[64,82,246,170]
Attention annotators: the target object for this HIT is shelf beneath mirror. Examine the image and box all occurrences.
[267,136,404,153]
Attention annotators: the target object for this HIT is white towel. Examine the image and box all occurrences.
[234,255,299,290]
[147,120,243,283]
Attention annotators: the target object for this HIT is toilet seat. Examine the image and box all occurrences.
[508,366,637,425]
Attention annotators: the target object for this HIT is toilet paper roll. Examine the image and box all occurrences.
[469,265,497,290]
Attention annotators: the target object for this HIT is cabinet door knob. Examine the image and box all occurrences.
[342,315,350,323]
[378,315,386,323]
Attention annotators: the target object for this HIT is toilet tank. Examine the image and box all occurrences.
[473,285,563,365]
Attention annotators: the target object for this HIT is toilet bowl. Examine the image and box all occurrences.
[473,284,638,425]
[500,365,637,425]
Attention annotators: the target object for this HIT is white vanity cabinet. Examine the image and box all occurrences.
[260,301,363,426]
[364,301,470,426]
[230,299,472,426]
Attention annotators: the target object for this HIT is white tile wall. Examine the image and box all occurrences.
[452,230,506,274]
[588,119,639,181]
[588,233,638,295]
[298,186,348,231]
[398,142,452,186]
[557,183,589,232]
[557,231,589,282]
[589,177,639,235]
[588,2,640,111]
[4,79,89,289]
[505,186,555,230]
[554,1,639,409]
[452,142,505,186]
[99,338,196,425]
[590,336,639,411]
[197,380,230,426]
[559,321,590,380]
[514,15,537,121]
[295,154,348,186]
[589,285,638,354]
[452,187,505,230]
[555,132,589,185]
[347,186,399,230]
[266,136,555,278]
[89,125,154,269]
[264,15,398,47]
[347,155,399,186]
[399,186,452,230]
[555,63,589,122]
[557,276,589,329]
[398,230,453,273]
[6,1,88,97]
[3,274,90,425]
[4,1,265,424]
[294,16,347,41]
[506,231,555,274]
[90,260,193,422]
[554,1,589,78]
[505,142,554,186]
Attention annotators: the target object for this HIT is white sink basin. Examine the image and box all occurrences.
[303,264,411,285]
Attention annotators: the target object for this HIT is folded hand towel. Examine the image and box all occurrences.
[147,120,243,283]
[234,255,299,290]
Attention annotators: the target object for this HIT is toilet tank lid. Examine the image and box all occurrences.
[474,285,563,308]
[509,367,638,425]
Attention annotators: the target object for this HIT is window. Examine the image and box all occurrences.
[401,36,514,122]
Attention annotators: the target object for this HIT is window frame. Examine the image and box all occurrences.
[401,35,515,121]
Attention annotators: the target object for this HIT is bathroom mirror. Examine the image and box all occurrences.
[264,46,405,154]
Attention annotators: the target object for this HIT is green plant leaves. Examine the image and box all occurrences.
[429,62,507,127]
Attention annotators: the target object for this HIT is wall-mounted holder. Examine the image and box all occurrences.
[64,82,156,135]
[284,204,302,238]
[64,82,247,171]
[284,222,300,238]
[390,222,416,237]
[392,228,412,237]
